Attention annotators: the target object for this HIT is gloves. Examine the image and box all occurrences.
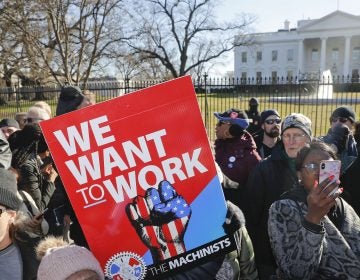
[222,201,245,235]
[324,123,350,154]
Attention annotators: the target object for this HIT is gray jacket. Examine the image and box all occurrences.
[268,197,360,279]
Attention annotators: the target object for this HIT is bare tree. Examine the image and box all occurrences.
[123,0,255,78]
[1,0,127,86]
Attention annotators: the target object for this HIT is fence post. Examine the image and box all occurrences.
[125,76,130,94]
[16,79,21,113]
[203,73,209,132]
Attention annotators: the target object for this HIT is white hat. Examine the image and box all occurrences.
[36,237,104,280]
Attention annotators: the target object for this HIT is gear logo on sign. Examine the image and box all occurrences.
[104,251,146,280]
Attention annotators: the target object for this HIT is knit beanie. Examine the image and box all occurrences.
[0,169,22,210]
[37,236,104,280]
[260,109,280,124]
[281,113,312,140]
[330,106,356,123]
[56,85,85,116]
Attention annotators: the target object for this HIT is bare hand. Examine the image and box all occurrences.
[305,176,342,224]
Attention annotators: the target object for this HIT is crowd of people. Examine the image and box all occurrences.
[213,100,360,279]
[1,90,360,279]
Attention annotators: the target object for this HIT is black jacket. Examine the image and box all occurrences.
[241,144,298,279]
[340,156,360,216]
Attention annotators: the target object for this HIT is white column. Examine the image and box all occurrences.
[297,39,304,76]
[320,37,327,75]
[343,36,351,78]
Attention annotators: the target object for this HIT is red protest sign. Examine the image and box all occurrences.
[40,76,234,279]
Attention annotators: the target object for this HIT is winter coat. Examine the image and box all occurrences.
[17,155,55,211]
[253,131,281,159]
[340,156,360,217]
[215,131,261,187]
[241,144,298,279]
[268,188,360,279]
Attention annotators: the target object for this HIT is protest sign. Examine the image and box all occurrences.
[40,76,235,279]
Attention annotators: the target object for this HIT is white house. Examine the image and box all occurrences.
[234,11,360,82]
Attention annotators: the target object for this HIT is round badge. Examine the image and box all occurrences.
[105,251,146,280]
[229,156,236,163]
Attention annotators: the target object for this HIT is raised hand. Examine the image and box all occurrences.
[305,176,342,225]
[126,180,191,262]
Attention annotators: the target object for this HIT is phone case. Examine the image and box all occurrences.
[318,160,341,184]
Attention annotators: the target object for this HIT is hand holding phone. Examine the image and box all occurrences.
[319,160,341,197]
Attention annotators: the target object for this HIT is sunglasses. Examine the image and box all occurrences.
[265,119,281,125]
[331,117,349,123]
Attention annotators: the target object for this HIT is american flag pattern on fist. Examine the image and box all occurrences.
[126,180,191,262]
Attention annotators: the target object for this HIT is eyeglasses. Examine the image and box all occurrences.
[26,117,44,123]
[282,133,306,142]
[302,163,320,173]
[331,117,349,123]
[265,119,281,125]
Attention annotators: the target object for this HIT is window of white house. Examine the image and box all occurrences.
[272,50,278,62]
[287,49,294,61]
[241,52,247,63]
[257,51,262,62]
[353,47,360,61]
[332,48,339,61]
[311,49,319,62]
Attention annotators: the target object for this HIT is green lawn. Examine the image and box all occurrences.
[1,91,360,141]
[197,91,360,140]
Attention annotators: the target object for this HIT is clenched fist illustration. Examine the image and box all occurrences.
[126,180,191,262]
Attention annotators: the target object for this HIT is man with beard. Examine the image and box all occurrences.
[254,109,282,159]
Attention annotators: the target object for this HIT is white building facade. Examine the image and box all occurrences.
[234,11,360,81]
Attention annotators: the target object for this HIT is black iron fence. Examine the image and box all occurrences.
[1,77,360,139]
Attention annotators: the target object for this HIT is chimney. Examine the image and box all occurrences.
[284,20,290,31]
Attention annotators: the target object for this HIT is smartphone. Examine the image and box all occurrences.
[319,160,341,197]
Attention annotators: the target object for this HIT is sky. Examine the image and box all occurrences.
[213,0,360,75]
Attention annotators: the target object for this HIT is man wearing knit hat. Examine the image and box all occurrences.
[320,106,358,157]
[0,169,23,280]
[253,109,282,159]
[245,97,262,135]
[242,112,312,279]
